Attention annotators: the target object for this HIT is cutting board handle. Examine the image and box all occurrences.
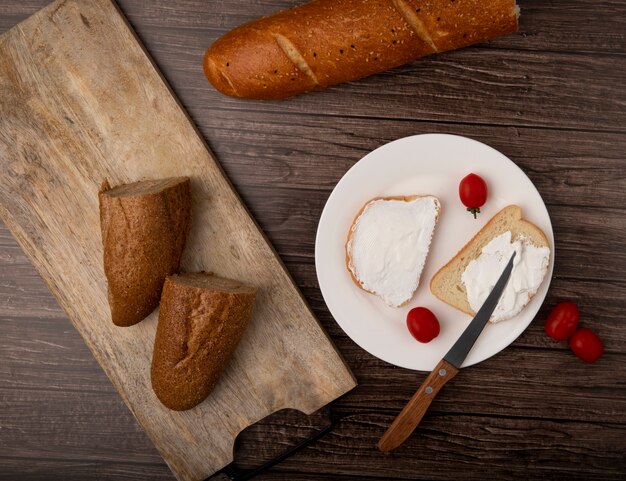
[377,358,459,452]
[209,405,335,480]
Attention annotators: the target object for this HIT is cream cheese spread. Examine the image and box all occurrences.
[347,197,439,307]
[461,231,550,322]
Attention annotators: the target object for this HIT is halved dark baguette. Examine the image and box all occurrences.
[151,273,257,411]
[99,177,191,327]
[204,0,519,99]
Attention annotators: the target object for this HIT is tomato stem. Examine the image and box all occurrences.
[467,207,481,219]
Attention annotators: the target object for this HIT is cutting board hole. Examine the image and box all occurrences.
[231,408,330,470]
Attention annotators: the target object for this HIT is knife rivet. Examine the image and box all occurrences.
[439,369,446,376]
[425,386,433,394]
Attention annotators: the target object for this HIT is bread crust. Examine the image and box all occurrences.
[99,177,191,327]
[345,195,441,307]
[151,273,257,411]
[430,205,549,319]
[204,0,519,99]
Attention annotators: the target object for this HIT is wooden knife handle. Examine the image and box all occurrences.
[377,359,459,452]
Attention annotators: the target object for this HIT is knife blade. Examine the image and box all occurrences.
[377,251,516,452]
[444,250,516,368]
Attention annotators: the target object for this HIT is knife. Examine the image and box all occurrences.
[377,251,516,452]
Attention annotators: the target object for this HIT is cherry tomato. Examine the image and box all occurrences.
[569,328,604,363]
[545,301,579,341]
[407,307,440,343]
[459,173,488,218]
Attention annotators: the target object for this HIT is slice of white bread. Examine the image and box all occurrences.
[430,205,549,321]
[346,195,441,308]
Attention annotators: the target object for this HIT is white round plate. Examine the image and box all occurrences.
[315,134,554,371]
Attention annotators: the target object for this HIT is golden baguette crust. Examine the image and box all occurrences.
[204,0,519,99]
[430,205,549,318]
[345,195,441,307]
[151,273,257,411]
[99,178,192,327]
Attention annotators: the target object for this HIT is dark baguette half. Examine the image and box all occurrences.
[99,177,191,327]
[151,273,257,411]
[204,0,519,99]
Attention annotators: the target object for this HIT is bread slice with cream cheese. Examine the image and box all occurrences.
[345,195,441,308]
[430,205,550,322]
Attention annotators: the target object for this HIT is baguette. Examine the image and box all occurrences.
[204,0,519,99]
[346,195,440,307]
[151,273,257,411]
[99,178,191,327]
[430,205,550,322]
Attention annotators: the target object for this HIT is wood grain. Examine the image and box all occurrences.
[2,2,626,132]
[0,460,173,481]
[237,407,626,481]
[3,305,624,426]
[3,386,625,481]
[148,38,626,132]
[1,0,625,480]
[5,0,626,55]
[184,114,626,207]
[121,0,626,55]
[0,1,354,480]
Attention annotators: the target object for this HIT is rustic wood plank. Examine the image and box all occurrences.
[0,226,63,320]
[0,1,354,480]
[505,0,626,54]
[237,406,626,481]
[194,113,626,209]
[0,459,174,481]
[0,459,385,481]
[137,29,626,133]
[336,342,626,422]
[116,0,626,55]
[3,311,624,424]
[3,1,626,56]
[2,388,625,480]
[0,389,163,465]
[255,474,391,481]
[2,2,625,133]
[0,314,109,394]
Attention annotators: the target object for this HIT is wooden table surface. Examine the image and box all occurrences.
[1,1,625,480]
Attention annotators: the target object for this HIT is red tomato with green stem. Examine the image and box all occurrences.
[569,328,604,363]
[406,307,440,343]
[459,173,488,218]
[545,301,579,341]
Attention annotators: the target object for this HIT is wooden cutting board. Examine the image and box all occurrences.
[0,0,356,479]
